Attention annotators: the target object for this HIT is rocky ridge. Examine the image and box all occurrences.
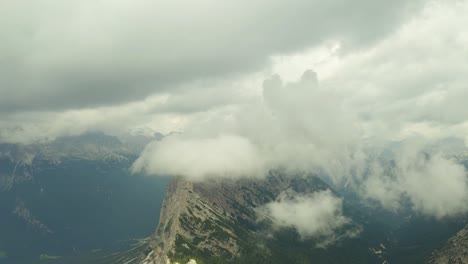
[142,172,331,264]
[0,132,165,191]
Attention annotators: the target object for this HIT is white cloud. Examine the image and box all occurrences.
[134,66,468,218]
[361,141,468,219]
[135,70,364,183]
[132,134,265,181]
[262,190,359,247]
[320,1,468,138]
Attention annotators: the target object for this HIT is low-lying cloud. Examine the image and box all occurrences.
[361,142,468,219]
[134,70,362,181]
[262,190,360,247]
[132,134,265,181]
[135,66,468,219]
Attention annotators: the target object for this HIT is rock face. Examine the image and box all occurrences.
[143,172,330,264]
[428,224,468,264]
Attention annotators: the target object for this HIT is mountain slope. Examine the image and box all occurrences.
[142,171,468,264]
[142,172,366,264]
[428,224,468,264]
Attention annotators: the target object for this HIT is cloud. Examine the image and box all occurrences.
[0,95,172,144]
[3,0,468,220]
[134,66,468,218]
[257,0,468,218]
[262,190,359,247]
[0,0,424,113]
[361,141,468,219]
[257,70,363,180]
[320,0,468,136]
[132,134,265,181]
[135,70,363,181]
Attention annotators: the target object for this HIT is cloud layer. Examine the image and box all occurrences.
[132,134,265,181]
[0,0,423,113]
[134,68,468,218]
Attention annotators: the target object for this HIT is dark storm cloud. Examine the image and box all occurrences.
[0,0,425,113]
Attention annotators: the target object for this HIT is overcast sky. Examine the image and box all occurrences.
[1,0,430,141]
[2,0,468,219]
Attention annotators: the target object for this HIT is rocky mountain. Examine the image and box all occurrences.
[2,133,465,264]
[0,133,125,192]
[428,224,468,264]
[141,172,379,264]
[0,132,134,165]
[120,132,164,154]
[139,168,468,264]
[0,132,165,191]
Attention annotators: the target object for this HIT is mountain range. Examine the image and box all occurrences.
[0,132,168,264]
[0,132,467,264]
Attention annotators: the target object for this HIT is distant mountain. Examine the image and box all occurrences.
[0,132,133,165]
[0,133,125,192]
[1,134,466,264]
[120,132,164,154]
[0,132,169,264]
[0,131,164,191]
[0,131,165,163]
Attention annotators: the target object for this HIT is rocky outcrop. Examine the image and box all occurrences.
[143,172,330,263]
[428,224,468,264]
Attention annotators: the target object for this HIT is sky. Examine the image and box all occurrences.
[2,0,468,234]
